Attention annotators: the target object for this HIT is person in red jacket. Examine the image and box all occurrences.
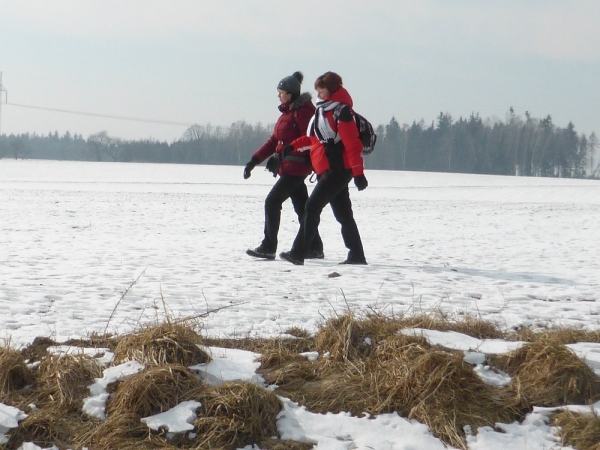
[243,71,324,260]
[280,71,368,266]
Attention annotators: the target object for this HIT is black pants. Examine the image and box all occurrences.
[262,174,323,253]
[292,169,365,261]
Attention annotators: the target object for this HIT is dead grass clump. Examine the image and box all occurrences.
[369,336,516,448]
[5,409,83,450]
[552,409,600,450]
[254,438,314,449]
[33,354,103,412]
[191,381,282,449]
[113,323,209,366]
[19,336,57,362]
[264,332,517,449]
[512,327,600,345]
[81,411,177,450]
[107,364,204,419]
[284,326,312,339]
[492,338,600,409]
[314,312,402,361]
[399,313,504,339]
[0,348,35,397]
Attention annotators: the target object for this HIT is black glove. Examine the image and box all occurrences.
[243,157,259,179]
[282,144,294,158]
[354,174,368,191]
[265,154,281,177]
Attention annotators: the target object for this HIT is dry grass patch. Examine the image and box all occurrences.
[398,313,505,339]
[513,327,600,345]
[552,409,600,450]
[107,364,204,418]
[0,348,34,398]
[81,411,179,450]
[253,438,314,449]
[260,314,518,449]
[6,316,600,449]
[5,409,92,450]
[189,381,282,449]
[34,354,103,411]
[19,336,57,363]
[491,336,600,409]
[314,312,404,360]
[365,337,516,449]
[113,323,209,366]
[82,365,205,449]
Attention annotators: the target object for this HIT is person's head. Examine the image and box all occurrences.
[314,71,343,101]
[277,71,303,103]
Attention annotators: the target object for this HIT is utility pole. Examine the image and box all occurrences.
[0,71,7,138]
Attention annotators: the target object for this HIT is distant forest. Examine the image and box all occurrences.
[1,109,599,179]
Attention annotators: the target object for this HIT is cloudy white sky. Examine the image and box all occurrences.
[1,0,599,142]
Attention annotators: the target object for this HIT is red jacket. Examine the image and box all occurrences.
[291,86,364,177]
[252,92,315,177]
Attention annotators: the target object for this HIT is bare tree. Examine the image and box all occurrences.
[9,137,27,159]
[87,131,122,161]
[589,132,600,178]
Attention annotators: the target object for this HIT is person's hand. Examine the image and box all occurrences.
[282,145,294,158]
[354,174,368,191]
[243,158,258,179]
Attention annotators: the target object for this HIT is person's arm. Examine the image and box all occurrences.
[253,134,278,163]
[337,106,364,177]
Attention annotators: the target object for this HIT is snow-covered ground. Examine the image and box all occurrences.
[1,159,599,449]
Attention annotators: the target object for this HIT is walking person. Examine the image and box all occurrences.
[280,71,368,266]
[243,71,324,260]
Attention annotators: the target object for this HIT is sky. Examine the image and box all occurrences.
[1,0,599,142]
[1,159,600,448]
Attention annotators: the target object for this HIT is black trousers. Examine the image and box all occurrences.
[292,169,365,261]
[262,174,323,253]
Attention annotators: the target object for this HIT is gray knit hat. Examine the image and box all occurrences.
[277,71,303,97]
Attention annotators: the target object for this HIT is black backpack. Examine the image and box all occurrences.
[332,104,377,155]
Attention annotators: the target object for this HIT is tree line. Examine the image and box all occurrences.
[1,109,598,179]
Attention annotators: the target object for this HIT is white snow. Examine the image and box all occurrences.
[1,159,600,449]
[140,400,202,433]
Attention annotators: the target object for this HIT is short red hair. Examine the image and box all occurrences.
[314,71,343,93]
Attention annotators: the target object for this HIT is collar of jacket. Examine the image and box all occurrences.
[279,92,313,113]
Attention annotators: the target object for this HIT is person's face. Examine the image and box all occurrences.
[316,86,330,101]
[278,89,292,104]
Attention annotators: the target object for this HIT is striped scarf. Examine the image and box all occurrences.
[309,101,341,144]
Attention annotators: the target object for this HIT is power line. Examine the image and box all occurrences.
[4,101,197,127]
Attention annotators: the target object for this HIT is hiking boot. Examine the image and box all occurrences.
[246,246,275,260]
[305,249,325,259]
[279,251,304,265]
[339,258,368,265]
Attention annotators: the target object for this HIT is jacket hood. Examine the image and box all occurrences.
[329,86,353,107]
[290,92,312,110]
[279,92,312,113]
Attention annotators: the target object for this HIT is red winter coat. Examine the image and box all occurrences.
[290,87,364,177]
[252,92,316,177]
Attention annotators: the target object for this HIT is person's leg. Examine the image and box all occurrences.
[289,179,324,257]
[329,178,367,264]
[248,176,297,259]
[284,170,351,263]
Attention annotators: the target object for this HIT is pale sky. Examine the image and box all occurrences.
[1,0,599,142]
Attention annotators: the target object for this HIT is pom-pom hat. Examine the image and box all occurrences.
[277,71,303,97]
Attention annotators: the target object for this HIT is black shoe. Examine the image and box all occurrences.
[280,251,304,265]
[339,258,368,265]
[246,246,275,260]
[306,249,325,259]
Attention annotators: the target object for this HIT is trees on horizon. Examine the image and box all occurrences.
[1,110,598,179]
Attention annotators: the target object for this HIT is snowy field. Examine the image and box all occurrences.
[2,159,599,345]
[1,159,600,450]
